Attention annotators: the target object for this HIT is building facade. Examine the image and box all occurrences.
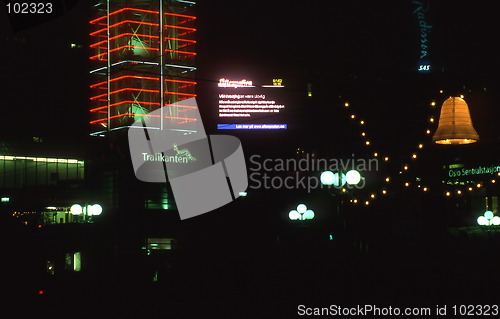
[89,0,197,135]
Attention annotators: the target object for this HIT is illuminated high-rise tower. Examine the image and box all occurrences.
[89,0,197,136]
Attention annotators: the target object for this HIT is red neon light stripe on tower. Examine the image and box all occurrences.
[89,8,196,25]
[90,114,198,125]
[90,75,159,88]
[90,45,160,60]
[90,88,159,100]
[91,33,160,48]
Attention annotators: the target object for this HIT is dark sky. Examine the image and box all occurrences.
[1,0,499,151]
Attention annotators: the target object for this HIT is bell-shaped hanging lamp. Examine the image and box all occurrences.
[432,96,479,145]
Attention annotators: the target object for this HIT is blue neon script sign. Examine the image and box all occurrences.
[413,0,433,73]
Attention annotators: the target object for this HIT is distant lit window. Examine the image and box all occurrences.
[146,238,176,251]
[46,260,55,275]
[65,252,81,271]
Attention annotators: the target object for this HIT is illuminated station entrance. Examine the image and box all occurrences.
[89,0,197,136]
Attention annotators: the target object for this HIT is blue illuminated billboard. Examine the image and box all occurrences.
[217,77,287,130]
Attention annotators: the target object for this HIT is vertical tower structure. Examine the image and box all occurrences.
[89,0,197,136]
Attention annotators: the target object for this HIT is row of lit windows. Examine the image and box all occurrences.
[0,155,83,164]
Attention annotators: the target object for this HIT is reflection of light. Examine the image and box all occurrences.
[289,210,299,220]
[346,170,361,185]
[484,211,494,220]
[70,204,82,215]
[297,204,306,214]
[477,216,488,225]
[88,204,102,216]
[320,171,335,186]
[492,216,500,226]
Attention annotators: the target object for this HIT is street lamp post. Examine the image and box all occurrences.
[70,203,102,222]
[477,210,500,241]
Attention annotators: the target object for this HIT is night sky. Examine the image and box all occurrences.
[1,0,499,144]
